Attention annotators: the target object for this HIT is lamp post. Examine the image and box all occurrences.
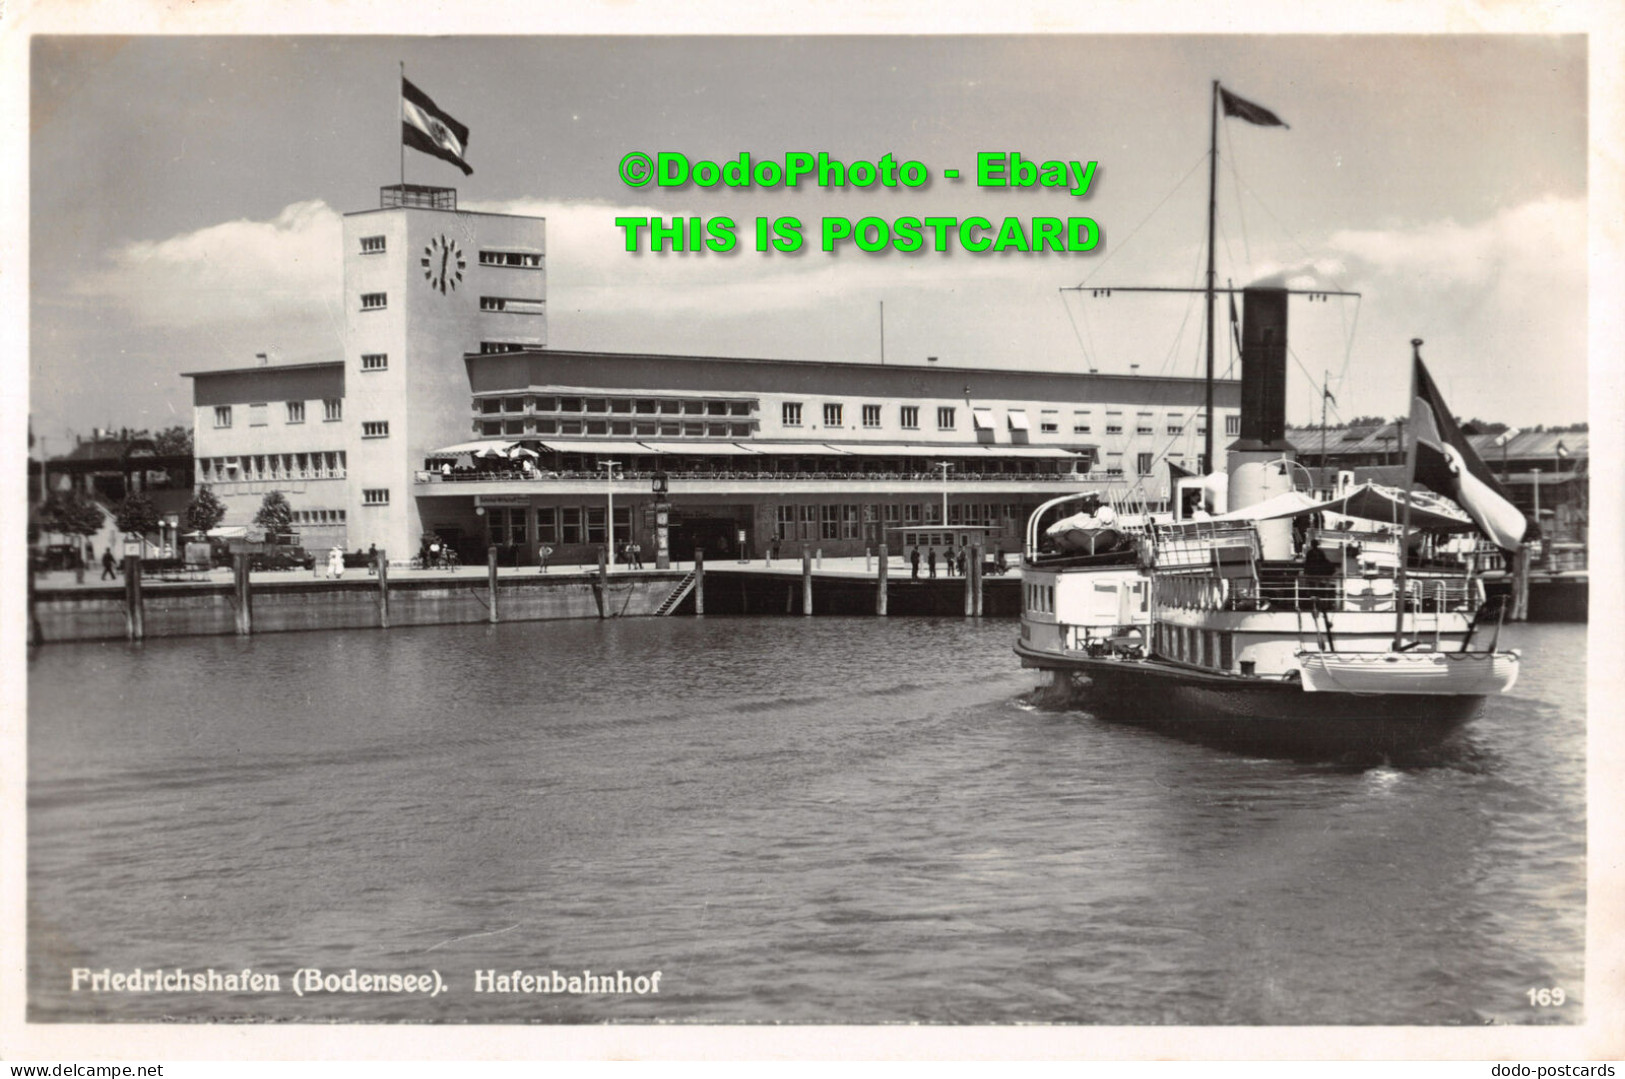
[934,461,954,528]
[599,460,621,570]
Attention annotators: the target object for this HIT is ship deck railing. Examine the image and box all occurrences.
[1155,570,1482,615]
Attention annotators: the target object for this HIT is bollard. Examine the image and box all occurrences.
[971,541,984,617]
[816,548,822,570]
[802,545,814,616]
[865,547,872,573]
[963,548,975,616]
[488,545,500,624]
[376,548,390,629]
[695,548,705,615]
[233,553,252,636]
[596,547,608,619]
[876,543,889,616]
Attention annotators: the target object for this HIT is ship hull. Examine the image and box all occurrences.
[1016,641,1482,759]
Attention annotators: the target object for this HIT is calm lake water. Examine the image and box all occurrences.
[28,618,1585,1025]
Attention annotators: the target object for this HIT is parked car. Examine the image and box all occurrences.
[249,542,316,572]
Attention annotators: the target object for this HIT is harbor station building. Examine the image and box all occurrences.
[186,185,1239,566]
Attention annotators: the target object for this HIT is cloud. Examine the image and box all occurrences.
[82,200,345,334]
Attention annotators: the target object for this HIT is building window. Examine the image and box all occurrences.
[937,407,956,430]
[361,353,388,371]
[323,399,342,422]
[560,507,582,543]
[286,401,305,424]
[1137,424,1154,435]
[586,508,606,544]
[783,402,803,427]
[363,421,390,439]
[480,296,546,315]
[841,505,860,540]
[359,235,386,254]
[249,403,268,427]
[1074,423,1092,434]
[360,292,387,310]
[1137,452,1155,476]
[479,341,527,354]
[479,250,543,268]
[213,406,232,428]
[823,403,844,427]
[362,489,389,506]
[1040,410,1060,434]
[536,507,558,544]
[1225,414,1241,435]
[821,505,840,540]
[1106,424,1123,435]
[900,406,919,429]
[1167,423,1183,435]
[481,420,503,436]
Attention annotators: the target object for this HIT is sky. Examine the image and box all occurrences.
[27,33,1589,453]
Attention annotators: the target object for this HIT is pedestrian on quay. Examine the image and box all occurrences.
[101,548,117,580]
[927,547,937,579]
[957,548,968,577]
[630,542,643,569]
[910,545,921,581]
[538,544,553,573]
[328,545,345,580]
[367,543,379,576]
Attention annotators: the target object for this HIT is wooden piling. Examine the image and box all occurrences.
[376,548,389,629]
[125,555,144,641]
[1509,545,1530,622]
[971,541,984,617]
[963,547,975,616]
[876,543,889,616]
[233,553,251,636]
[27,561,41,645]
[695,548,706,615]
[488,545,500,624]
[802,545,814,616]
[595,547,608,618]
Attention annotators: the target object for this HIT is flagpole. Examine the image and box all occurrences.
[1203,80,1219,476]
[399,61,406,189]
[1393,339,1423,648]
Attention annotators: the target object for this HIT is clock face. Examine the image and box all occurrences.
[420,234,465,294]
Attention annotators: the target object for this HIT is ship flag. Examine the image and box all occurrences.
[1219,87,1290,129]
[402,77,473,176]
[1407,353,1532,551]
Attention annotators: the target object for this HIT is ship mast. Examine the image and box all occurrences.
[1204,80,1219,476]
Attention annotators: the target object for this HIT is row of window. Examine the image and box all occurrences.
[476,396,756,417]
[358,293,546,313]
[213,401,341,428]
[198,451,347,483]
[486,506,631,546]
[293,509,348,525]
[478,419,754,439]
[772,502,1020,541]
[357,236,542,270]
[776,402,1238,436]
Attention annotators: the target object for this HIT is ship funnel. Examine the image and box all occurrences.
[1234,287,1293,453]
[1227,287,1298,550]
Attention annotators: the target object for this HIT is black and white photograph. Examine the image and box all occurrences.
[5,1,1621,1065]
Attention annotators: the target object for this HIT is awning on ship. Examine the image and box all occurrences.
[1213,483,1475,532]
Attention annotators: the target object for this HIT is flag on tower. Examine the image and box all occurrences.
[1219,87,1290,129]
[1407,356,1531,551]
[402,77,473,176]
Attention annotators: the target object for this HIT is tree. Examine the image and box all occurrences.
[41,490,106,539]
[114,492,160,536]
[152,425,193,456]
[184,484,226,533]
[253,490,294,536]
